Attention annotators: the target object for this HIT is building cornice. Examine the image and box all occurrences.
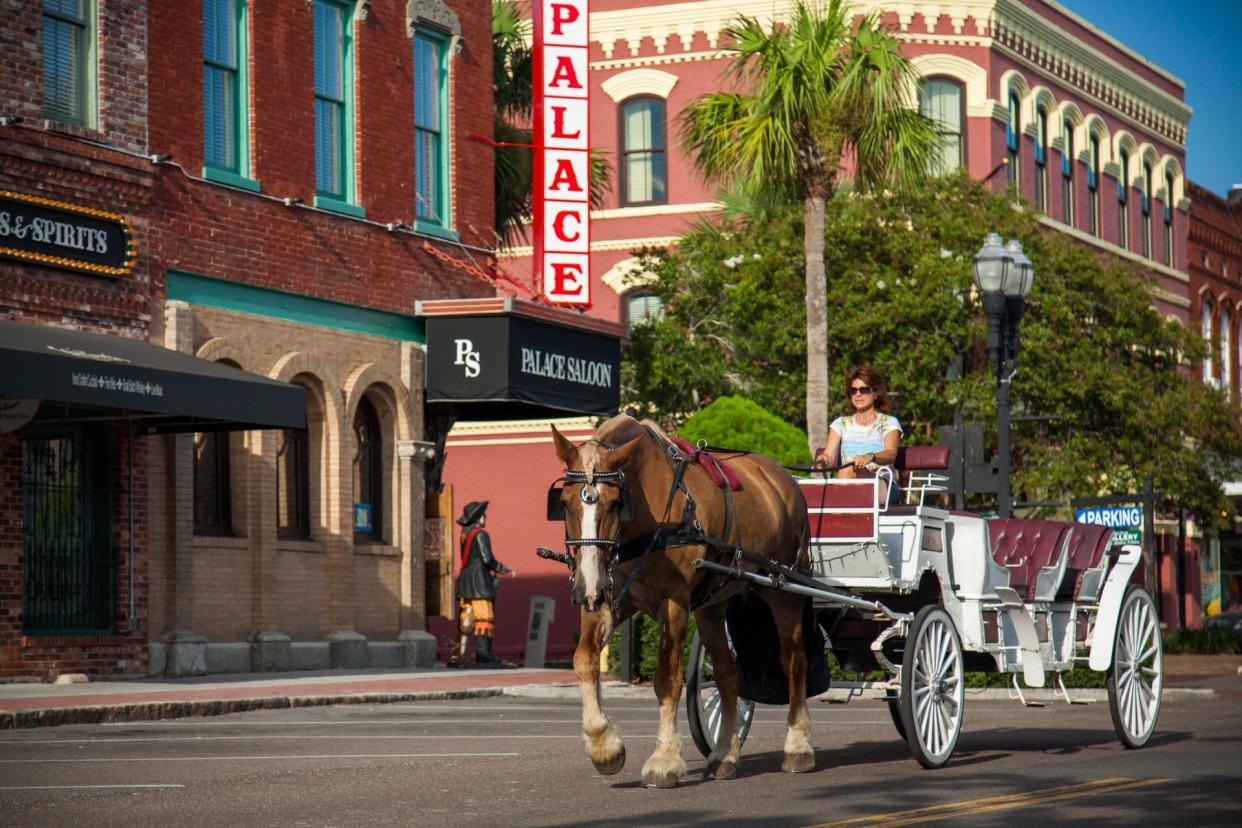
[587,1,1189,148]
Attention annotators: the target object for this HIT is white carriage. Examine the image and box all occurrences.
[687,446,1164,768]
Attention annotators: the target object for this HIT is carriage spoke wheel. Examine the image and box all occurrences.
[686,630,755,759]
[899,605,964,769]
[1107,586,1163,749]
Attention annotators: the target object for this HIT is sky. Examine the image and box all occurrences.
[1055,0,1242,199]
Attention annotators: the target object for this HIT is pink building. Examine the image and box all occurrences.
[448,0,1195,661]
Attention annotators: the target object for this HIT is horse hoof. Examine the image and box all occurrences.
[643,770,682,789]
[706,759,737,780]
[592,745,626,776]
[781,751,815,774]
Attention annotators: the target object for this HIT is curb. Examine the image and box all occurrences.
[0,688,503,730]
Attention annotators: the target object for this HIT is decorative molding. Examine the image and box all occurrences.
[600,257,656,293]
[406,0,460,38]
[910,54,991,118]
[593,201,721,220]
[600,68,680,102]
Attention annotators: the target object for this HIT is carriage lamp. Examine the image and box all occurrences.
[972,233,1036,518]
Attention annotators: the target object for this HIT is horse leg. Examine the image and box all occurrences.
[695,603,743,780]
[575,609,625,775]
[641,598,690,788]
[769,595,815,773]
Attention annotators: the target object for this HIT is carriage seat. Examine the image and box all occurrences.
[986,519,1072,602]
[801,479,877,541]
[1055,524,1115,602]
[811,444,950,473]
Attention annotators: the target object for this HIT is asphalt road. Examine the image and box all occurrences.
[0,688,1238,827]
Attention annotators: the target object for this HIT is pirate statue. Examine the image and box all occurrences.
[453,500,514,664]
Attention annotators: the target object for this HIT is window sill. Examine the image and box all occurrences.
[278,539,326,554]
[354,542,400,557]
[192,534,250,549]
[414,220,459,242]
[202,166,261,192]
[314,195,367,219]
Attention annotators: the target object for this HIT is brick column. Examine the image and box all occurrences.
[161,301,206,675]
[248,427,290,670]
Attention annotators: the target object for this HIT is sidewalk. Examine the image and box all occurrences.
[1,654,1235,730]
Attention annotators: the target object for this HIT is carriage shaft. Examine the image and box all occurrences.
[692,559,909,620]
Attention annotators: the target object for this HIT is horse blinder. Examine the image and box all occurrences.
[545,475,632,523]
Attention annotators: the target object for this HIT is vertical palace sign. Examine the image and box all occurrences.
[533,0,590,305]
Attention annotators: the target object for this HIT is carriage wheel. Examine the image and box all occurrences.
[899,605,964,769]
[885,691,906,741]
[685,630,755,759]
[1107,585,1163,749]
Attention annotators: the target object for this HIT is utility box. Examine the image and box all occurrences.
[525,595,555,668]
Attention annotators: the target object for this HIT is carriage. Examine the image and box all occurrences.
[685,446,1164,769]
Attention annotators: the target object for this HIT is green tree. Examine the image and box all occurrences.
[680,0,940,456]
[624,172,1242,525]
[679,396,811,467]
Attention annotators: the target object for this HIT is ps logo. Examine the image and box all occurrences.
[454,338,480,378]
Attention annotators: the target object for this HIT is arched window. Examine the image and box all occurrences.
[620,96,667,206]
[1034,108,1048,211]
[1006,92,1020,187]
[918,78,963,174]
[1087,134,1101,236]
[1163,171,1175,267]
[1117,149,1130,249]
[1221,307,1232,392]
[1142,161,1154,258]
[352,396,383,541]
[1202,302,1214,384]
[277,426,310,539]
[1061,119,1075,225]
[623,290,663,332]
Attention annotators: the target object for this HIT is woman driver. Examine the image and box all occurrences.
[821,366,902,505]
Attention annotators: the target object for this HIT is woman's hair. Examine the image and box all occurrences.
[842,365,891,415]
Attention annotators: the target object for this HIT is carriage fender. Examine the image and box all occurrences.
[1088,544,1142,672]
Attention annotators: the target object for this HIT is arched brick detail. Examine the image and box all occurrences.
[343,362,413,442]
[269,351,345,441]
[195,337,251,371]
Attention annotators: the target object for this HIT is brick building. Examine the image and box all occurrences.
[1189,181,1242,621]
[3,0,506,678]
[1,0,155,679]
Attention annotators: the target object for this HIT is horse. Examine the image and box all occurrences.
[547,414,813,787]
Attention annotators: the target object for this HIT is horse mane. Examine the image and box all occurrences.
[594,414,671,451]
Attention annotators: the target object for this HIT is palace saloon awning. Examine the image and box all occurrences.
[417,297,625,421]
[0,319,306,433]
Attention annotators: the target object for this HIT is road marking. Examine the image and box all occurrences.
[810,778,1173,828]
[4,734,660,744]
[95,716,882,727]
[0,784,186,791]
[0,753,521,764]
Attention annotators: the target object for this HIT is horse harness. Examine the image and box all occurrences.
[539,438,744,612]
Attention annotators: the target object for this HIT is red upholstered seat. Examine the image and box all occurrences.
[800,480,877,540]
[895,445,950,471]
[986,518,1072,601]
[1057,524,1114,600]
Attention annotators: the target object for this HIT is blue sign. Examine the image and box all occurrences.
[1075,506,1142,528]
[353,503,373,532]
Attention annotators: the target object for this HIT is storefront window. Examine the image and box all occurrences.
[277,427,310,539]
[22,423,113,634]
[193,430,232,535]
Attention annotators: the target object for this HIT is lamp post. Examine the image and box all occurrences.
[972,232,1034,518]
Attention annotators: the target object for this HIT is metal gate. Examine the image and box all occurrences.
[21,425,113,634]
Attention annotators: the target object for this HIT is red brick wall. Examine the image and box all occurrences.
[148,0,497,299]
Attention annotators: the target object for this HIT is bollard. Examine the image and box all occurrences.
[525,595,555,668]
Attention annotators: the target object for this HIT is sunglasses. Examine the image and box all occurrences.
[848,386,874,396]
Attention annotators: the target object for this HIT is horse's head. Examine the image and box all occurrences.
[550,424,644,613]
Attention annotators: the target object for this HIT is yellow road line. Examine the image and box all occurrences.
[810,777,1172,828]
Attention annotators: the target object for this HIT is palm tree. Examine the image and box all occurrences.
[681,0,940,454]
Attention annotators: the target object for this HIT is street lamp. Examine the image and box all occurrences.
[973,233,1035,517]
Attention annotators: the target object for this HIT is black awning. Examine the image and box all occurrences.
[0,319,306,433]
[420,300,622,421]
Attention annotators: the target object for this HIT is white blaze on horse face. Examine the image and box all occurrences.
[575,445,608,607]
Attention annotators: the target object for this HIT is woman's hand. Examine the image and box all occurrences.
[851,452,876,472]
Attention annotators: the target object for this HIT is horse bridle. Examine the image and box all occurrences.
[541,442,704,610]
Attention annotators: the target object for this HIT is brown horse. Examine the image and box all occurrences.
[549,414,813,787]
